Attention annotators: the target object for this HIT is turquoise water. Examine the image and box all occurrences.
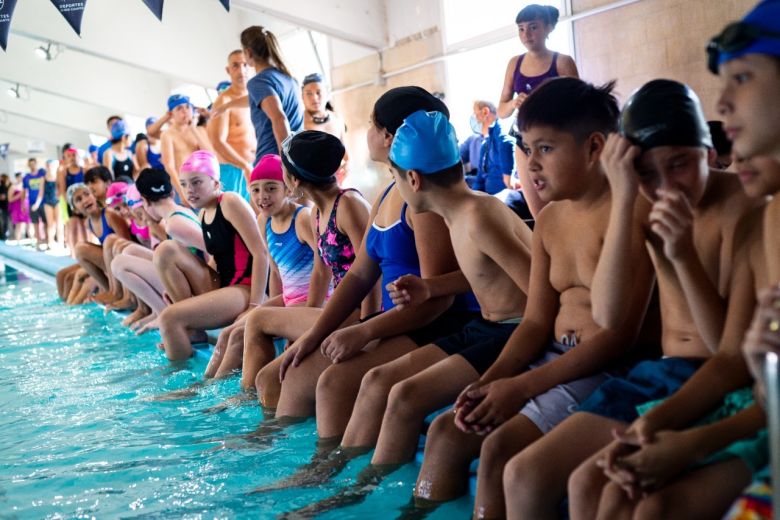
[0,265,473,519]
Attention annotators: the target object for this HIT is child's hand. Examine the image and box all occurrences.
[649,189,695,262]
[600,134,642,202]
[320,324,371,364]
[743,285,780,407]
[386,274,431,310]
[457,377,527,435]
[279,330,320,382]
[512,92,528,110]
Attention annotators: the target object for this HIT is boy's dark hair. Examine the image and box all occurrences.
[389,158,465,188]
[85,166,113,184]
[517,77,619,142]
[516,4,559,28]
[106,115,122,127]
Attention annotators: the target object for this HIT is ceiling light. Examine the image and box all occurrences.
[7,84,20,98]
[34,42,60,61]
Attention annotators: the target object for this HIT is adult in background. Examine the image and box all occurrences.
[499,4,578,217]
[465,100,514,195]
[207,50,256,200]
[241,26,303,162]
[301,73,349,184]
[23,158,48,249]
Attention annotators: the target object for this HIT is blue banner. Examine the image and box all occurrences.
[50,1,87,36]
[141,0,164,21]
[219,0,229,11]
[0,0,18,51]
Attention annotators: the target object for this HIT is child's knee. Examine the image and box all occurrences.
[633,492,670,520]
[480,425,518,471]
[385,377,424,419]
[316,363,352,398]
[153,240,182,267]
[568,456,603,502]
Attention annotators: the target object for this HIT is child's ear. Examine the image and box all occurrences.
[408,170,423,192]
[384,130,394,149]
[587,132,606,166]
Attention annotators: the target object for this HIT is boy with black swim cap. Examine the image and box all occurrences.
[503,78,758,519]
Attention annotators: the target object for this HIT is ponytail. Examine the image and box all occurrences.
[240,26,293,77]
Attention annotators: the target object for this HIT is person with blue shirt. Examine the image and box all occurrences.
[96,115,123,172]
[241,26,303,163]
[23,157,48,248]
[467,100,516,195]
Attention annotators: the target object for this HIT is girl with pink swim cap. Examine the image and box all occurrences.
[202,154,330,385]
[155,150,270,362]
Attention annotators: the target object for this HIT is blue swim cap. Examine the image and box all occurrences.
[88,144,98,153]
[167,94,192,112]
[145,116,158,128]
[715,0,780,69]
[110,120,128,140]
[390,110,460,174]
[302,73,323,86]
[216,81,231,93]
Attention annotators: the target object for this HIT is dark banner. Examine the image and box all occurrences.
[0,0,19,51]
[141,0,164,21]
[50,1,87,36]
[219,0,229,11]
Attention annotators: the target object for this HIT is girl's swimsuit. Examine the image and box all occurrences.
[88,209,115,244]
[512,51,559,95]
[167,209,205,259]
[43,180,58,206]
[146,144,164,171]
[315,189,359,287]
[267,206,315,306]
[111,153,134,180]
[201,195,252,287]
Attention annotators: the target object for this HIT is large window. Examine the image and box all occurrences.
[441,0,573,140]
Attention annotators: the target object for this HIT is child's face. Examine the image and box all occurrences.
[130,205,147,226]
[517,20,550,52]
[112,202,131,220]
[733,155,780,198]
[520,125,595,202]
[171,104,193,126]
[367,115,391,163]
[302,83,324,113]
[73,188,98,215]
[87,180,108,201]
[179,171,218,208]
[718,55,780,160]
[250,180,287,218]
[634,146,709,205]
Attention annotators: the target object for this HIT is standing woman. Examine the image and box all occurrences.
[42,160,60,248]
[241,26,304,163]
[301,73,350,185]
[498,4,578,217]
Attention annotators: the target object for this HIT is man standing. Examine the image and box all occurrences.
[469,100,515,195]
[161,94,213,204]
[23,158,48,248]
[207,50,256,200]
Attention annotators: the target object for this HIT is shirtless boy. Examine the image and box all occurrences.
[501,79,757,520]
[207,50,256,199]
[161,94,213,203]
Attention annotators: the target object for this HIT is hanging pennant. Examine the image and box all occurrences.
[218,0,229,11]
[141,0,164,21]
[0,0,19,51]
[49,0,87,36]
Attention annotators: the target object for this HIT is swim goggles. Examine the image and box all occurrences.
[707,21,780,73]
[280,132,334,185]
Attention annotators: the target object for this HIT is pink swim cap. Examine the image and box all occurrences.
[126,184,143,208]
[250,154,283,184]
[106,182,129,206]
[181,150,220,180]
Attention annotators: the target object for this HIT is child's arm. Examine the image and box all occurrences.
[296,208,331,308]
[221,193,269,307]
[160,133,186,205]
[146,113,170,140]
[258,214,282,299]
[107,211,132,240]
[167,213,207,252]
[387,270,470,310]
[764,197,780,284]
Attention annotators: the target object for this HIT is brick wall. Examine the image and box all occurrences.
[573,0,756,116]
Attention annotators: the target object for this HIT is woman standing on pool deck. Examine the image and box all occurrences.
[498,4,578,217]
[156,150,268,361]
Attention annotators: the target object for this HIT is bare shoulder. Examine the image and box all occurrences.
[466,194,527,240]
[220,191,252,216]
[339,189,370,210]
[734,203,767,251]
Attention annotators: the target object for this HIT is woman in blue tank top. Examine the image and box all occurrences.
[498,4,579,217]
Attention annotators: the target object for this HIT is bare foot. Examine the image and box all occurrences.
[106,295,135,314]
[91,291,114,305]
[123,306,147,327]
[136,317,160,335]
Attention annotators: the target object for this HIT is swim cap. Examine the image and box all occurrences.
[302,73,323,86]
[167,94,192,112]
[110,120,128,140]
[87,144,98,154]
[181,150,220,180]
[65,147,79,155]
[373,86,450,135]
[709,0,780,73]
[66,182,89,210]
[620,79,712,151]
[250,154,283,183]
[216,81,231,93]
[145,116,158,128]
[281,131,344,185]
[106,182,129,206]
[136,168,173,200]
[126,184,143,208]
[390,110,460,174]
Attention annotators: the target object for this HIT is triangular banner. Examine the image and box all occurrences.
[219,0,229,11]
[141,0,164,21]
[49,0,87,36]
[0,0,19,51]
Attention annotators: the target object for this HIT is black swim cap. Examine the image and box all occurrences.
[620,79,712,151]
[136,168,173,201]
[373,86,450,135]
[281,130,345,185]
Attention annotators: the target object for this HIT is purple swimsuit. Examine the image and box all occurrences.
[512,51,559,95]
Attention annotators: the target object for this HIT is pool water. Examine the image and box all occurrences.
[0,265,473,519]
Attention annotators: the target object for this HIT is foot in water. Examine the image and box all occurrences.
[91,291,114,305]
[123,306,148,328]
[202,392,255,414]
[157,329,206,351]
[153,381,206,401]
[252,442,367,493]
[106,295,135,314]
[136,316,160,335]
[279,463,401,518]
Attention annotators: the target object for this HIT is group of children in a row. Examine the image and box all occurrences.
[55,1,780,517]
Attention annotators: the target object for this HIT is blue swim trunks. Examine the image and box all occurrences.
[220,163,250,201]
[577,357,705,423]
